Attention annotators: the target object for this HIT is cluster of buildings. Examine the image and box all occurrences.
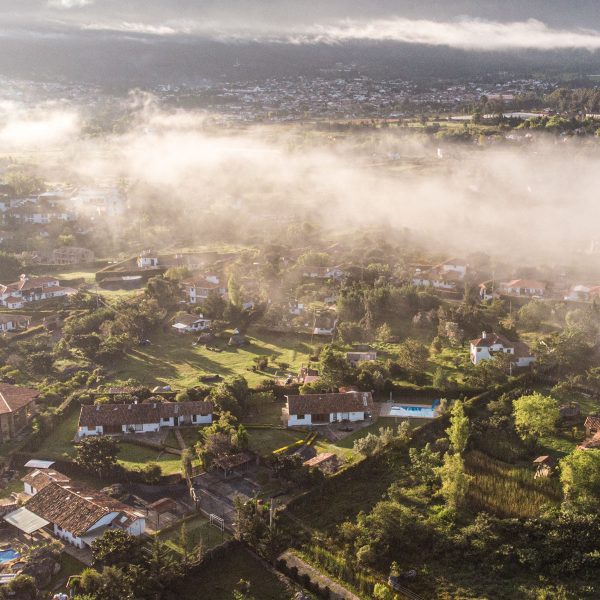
[153,76,557,122]
[0,275,75,310]
[0,186,126,228]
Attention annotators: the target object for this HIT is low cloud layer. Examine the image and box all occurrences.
[81,17,600,52]
[3,97,600,265]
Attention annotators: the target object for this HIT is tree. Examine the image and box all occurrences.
[513,393,560,441]
[409,443,441,489]
[4,171,44,196]
[91,529,143,568]
[437,452,471,511]
[2,575,38,600]
[560,449,600,510]
[142,538,183,599]
[447,401,469,455]
[396,338,429,380]
[75,436,119,478]
[145,276,181,308]
[375,323,393,343]
[374,583,394,600]
[0,252,23,281]
[78,566,134,600]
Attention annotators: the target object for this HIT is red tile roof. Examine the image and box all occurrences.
[0,383,39,415]
[25,482,140,537]
[79,400,214,428]
[285,391,373,415]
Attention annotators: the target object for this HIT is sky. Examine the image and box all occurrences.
[4,1,600,51]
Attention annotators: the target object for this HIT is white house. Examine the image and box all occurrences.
[21,468,71,496]
[312,315,337,336]
[0,275,75,308]
[77,400,214,437]
[346,351,377,366]
[300,266,344,280]
[137,251,159,268]
[4,481,145,549]
[564,284,600,302]
[289,302,305,315]
[0,314,30,332]
[283,391,374,427]
[412,259,467,291]
[498,279,546,297]
[470,331,535,367]
[182,275,227,304]
[71,186,126,217]
[172,314,212,333]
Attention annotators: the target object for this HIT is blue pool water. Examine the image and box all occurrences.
[389,399,440,419]
[0,549,19,563]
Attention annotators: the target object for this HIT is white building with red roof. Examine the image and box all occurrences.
[0,275,75,309]
[182,274,227,304]
[498,279,546,297]
[470,331,535,367]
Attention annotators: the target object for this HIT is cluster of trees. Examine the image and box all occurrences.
[74,531,186,600]
[194,411,249,468]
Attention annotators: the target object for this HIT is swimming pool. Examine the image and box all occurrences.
[0,549,19,564]
[389,399,440,419]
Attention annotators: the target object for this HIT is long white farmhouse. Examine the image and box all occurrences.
[78,400,214,437]
[283,391,373,427]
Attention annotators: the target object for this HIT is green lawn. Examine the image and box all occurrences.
[247,428,305,455]
[34,409,80,459]
[117,443,183,475]
[0,469,25,499]
[176,545,294,600]
[112,329,313,388]
[158,513,231,554]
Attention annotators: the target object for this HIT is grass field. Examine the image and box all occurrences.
[177,545,294,600]
[34,409,79,459]
[159,514,231,554]
[113,329,314,388]
[466,450,562,518]
[116,443,183,475]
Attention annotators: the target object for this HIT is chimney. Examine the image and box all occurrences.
[482,331,487,339]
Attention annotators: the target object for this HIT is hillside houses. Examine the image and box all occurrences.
[0,275,75,308]
[413,258,467,291]
[283,391,374,427]
[77,400,214,437]
[470,331,535,367]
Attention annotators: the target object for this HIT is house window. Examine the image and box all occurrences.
[296,414,305,420]
[134,424,144,432]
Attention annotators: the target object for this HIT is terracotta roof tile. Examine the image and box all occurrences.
[285,391,373,415]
